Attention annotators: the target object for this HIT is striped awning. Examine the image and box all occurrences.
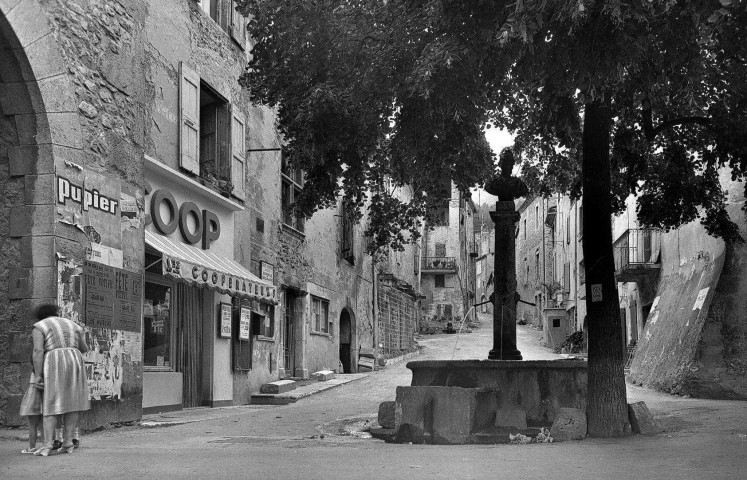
[145,230,277,304]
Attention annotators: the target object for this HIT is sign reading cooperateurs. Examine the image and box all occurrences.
[162,255,276,302]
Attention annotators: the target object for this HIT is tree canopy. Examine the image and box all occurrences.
[239,0,747,437]
[240,0,747,246]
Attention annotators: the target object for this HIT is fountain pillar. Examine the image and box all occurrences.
[488,201,523,360]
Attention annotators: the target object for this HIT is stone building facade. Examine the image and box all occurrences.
[420,184,477,322]
[0,0,424,428]
[515,196,556,328]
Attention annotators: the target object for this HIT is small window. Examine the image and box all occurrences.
[256,217,265,233]
[553,318,561,328]
[281,151,305,233]
[523,219,527,240]
[435,243,446,257]
[255,302,275,338]
[312,296,330,334]
[199,0,218,21]
[435,274,445,288]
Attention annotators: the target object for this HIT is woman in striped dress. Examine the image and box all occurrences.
[31,304,90,456]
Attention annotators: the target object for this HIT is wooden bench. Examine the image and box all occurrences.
[358,346,376,372]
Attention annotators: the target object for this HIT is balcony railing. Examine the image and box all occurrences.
[613,228,661,280]
[421,256,457,273]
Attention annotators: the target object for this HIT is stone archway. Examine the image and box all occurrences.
[1,2,83,426]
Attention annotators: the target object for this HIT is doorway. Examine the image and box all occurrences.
[283,291,297,377]
[339,309,352,373]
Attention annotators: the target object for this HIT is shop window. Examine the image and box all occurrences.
[312,296,330,334]
[435,274,445,288]
[341,203,355,263]
[281,151,305,233]
[143,279,173,369]
[179,62,246,200]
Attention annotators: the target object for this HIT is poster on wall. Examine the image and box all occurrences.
[260,262,274,284]
[84,260,142,332]
[239,307,251,340]
[219,303,232,338]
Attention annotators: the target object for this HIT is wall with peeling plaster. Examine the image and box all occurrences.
[0,0,146,427]
[630,175,747,399]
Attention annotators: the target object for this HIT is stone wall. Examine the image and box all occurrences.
[1,0,147,427]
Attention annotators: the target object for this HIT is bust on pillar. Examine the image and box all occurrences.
[484,149,528,360]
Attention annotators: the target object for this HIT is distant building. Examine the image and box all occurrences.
[420,184,477,322]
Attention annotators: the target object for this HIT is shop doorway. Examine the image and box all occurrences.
[283,291,297,377]
[339,309,353,373]
[177,284,204,407]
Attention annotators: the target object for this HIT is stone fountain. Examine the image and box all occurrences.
[376,150,588,444]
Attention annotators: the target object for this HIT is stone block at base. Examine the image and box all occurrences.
[549,407,587,441]
[628,401,663,435]
[394,386,478,444]
[312,370,335,381]
[378,401,396,429]
[494,406,527,429]
[260,380,296,394]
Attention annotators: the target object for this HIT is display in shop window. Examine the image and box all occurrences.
[219,302,232,338]
[239,307,251,340]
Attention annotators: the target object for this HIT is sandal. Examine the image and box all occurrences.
[21,447,39,454]
[33,446,54,456]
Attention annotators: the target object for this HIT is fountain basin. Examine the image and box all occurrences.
[407,359,587,429]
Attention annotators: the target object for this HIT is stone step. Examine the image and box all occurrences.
[250,394,296,405]
[260,380,297,394]
[312,370,335,381]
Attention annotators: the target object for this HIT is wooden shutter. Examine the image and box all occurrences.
[179,62,200,175]
[231,107,246,200]
[230,0,246,49]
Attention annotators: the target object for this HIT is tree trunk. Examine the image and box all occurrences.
[582,100,631,437]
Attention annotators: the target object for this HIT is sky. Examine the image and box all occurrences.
[470,127,514,206]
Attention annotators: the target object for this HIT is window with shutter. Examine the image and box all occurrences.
[230,0,246,48]
[231,109,246,200]
[179,62,200,175]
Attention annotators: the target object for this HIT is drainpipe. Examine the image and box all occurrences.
[541,198,546,311]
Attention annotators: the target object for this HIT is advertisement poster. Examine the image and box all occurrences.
[220,303,232,338]
[84,260,142,332]
[239,307,251,340]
